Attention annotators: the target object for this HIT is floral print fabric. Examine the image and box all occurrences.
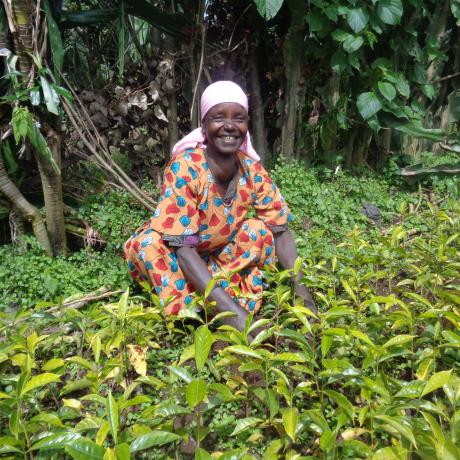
[124,148,292,314]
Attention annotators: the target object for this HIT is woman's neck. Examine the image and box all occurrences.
[205,147,238,184]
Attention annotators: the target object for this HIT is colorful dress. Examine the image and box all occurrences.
[124,148,292,315]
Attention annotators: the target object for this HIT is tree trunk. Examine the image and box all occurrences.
[10,0,33,74]
[0,3,9,50]
[165,33,179,154]
[0,152,52,255]
[249,42,268,164]
[280,0,305,160]
[33,127,67,256]
[320,71,340,167]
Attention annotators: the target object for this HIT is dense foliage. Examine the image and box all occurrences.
[0,197,459,459]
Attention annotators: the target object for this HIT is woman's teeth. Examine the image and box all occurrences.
[223,136,236,142]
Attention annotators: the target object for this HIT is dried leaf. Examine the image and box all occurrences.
[127,344,147,376]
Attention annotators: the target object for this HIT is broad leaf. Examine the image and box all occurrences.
[106,391,119,445]
[382,334,414,348]
[43,0,64,82]
[231,417,263,436]
[378,81,396,101]
[421,370,452,397]
[31,432,82,450]
[377,0,403,25]
[357,92,382,119]
[185,378,207,408]
[282,407,298,443]
[347,8,369,33]
[343,35,364,53]
[194,325,214,371]
[22,373,60,395]
[253,0,284,20]
[65,438,105,460]
[130,431,181,452]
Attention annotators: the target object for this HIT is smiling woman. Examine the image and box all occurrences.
[124,81,316,331]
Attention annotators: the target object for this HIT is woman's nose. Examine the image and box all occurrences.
[223,118,236,129]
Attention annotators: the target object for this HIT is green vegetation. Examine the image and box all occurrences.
[0,196,458,459]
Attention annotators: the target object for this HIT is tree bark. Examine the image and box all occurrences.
[10,0,33,74]
[165,34,179,154]
[280,0,305,160]
[33,127,67,256]
[248,42,268,164]
[0,152,52,255]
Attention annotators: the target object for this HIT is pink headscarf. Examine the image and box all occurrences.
[171,81,260,162]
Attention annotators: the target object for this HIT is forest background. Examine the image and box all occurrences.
[0,0,459,459]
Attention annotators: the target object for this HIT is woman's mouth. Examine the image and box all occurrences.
[220,136,238,143]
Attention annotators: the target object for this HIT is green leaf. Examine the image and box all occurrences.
[65,438,106,460]
[106,391,119,445]
[372,446,408,460]
[169,365,192,384]
[22,373,60,395]
[253,0,284,20]
[9,408,19,439]
[347,8,368,33]
[378,81,396,101]
[43,0,64,83]
[185,378,207,409]
[42,358,65,371]
[377,0,403,25]
[396,75,410,97]
[155,404,190,418]
[357,92,382,119]
[321,335,333,357]
[195,448,212,460]
[324,390,354,419]
[282,407,298,443]
[115,443,130,460]
[319,430,335,451]
[40,75,59,115]
[265,388,279,419]
[28,121,61,174]
[209,383,238,402]
[343,34,364,53]
[374,415,416,447]
[31,432,82,450]
[271,352,306,363]
[382,334,414,348]
[421,84,435,100]
[225,345,264,360]
[380,113,445,141]
[421,370,452,397]
[204,278,217,299]
[231,417,263,436]
[61,3,190,40]
[118,288,129,320]
[130,431,181,452]
[194,325,214,371]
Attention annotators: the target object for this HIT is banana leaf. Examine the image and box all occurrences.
[60,1,190,39]
[380,113,446,142]
[399,162,460,177]
[43,0,64,84]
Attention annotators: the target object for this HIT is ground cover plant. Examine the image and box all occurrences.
[0,197,459,459]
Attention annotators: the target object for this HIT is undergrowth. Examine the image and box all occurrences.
[0,201,458,459]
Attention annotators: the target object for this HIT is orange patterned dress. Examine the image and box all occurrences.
[124,148,292,315]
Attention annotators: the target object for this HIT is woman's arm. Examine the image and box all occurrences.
[274,229,317,316]
[176,246,248,331]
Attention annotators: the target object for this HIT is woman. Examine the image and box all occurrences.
[124,81,316,331]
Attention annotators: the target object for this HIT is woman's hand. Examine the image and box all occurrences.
[176,246,247,331]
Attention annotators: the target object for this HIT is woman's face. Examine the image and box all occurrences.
[202,102,248,156]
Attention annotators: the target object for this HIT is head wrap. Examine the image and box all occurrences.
[171,81,260,162]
